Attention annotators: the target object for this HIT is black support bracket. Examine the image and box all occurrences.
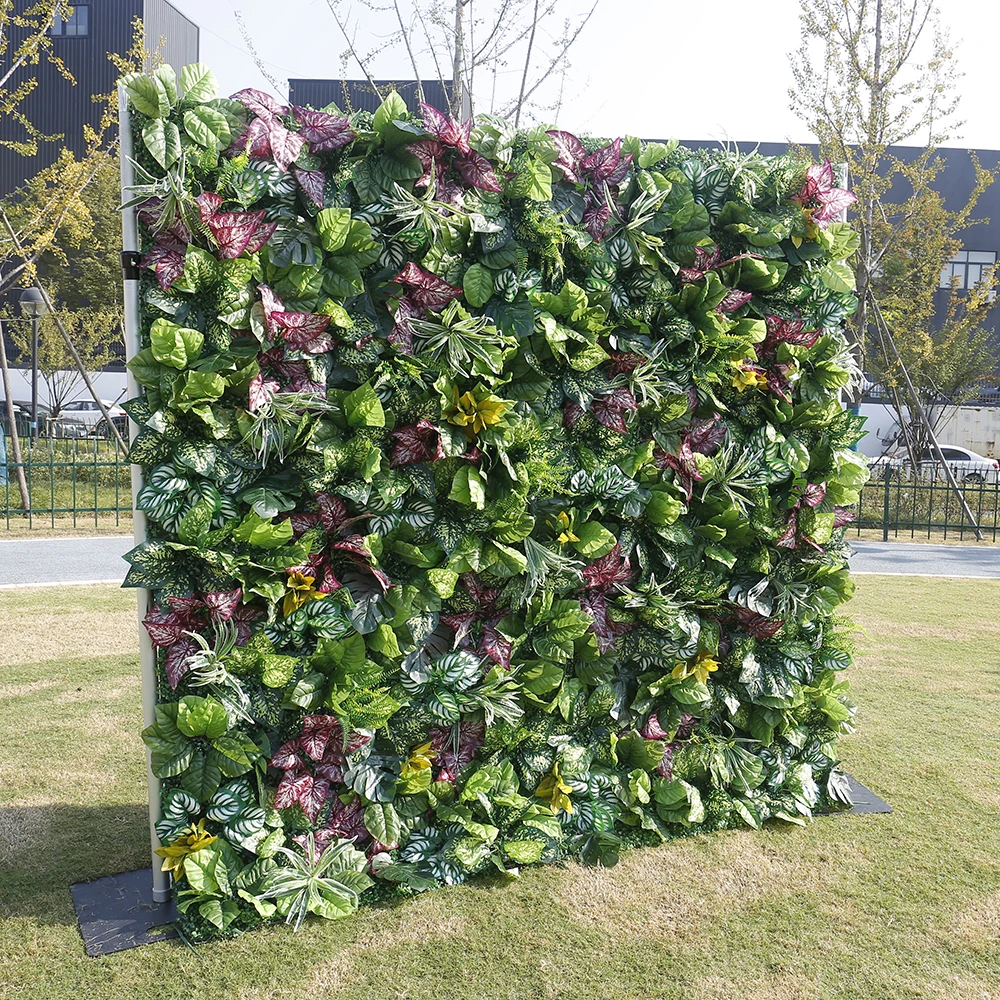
[120,250,143,281]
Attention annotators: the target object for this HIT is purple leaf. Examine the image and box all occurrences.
[203,588,242,624]
[590,385,637,433]
[317,493,349,534]
[293,167,326,210]
[271,738,306,772]
[292,106,355,151]
[164,636,199,690]
[231,88,287,120]
[141,244,186,291]
[241,116,272,159]
[268,120,306,172]
[393,262,463,310]
[454,150,502,193]
[718,288,753,313]
[419,102,471,153]
[582,198,611,241]
[546,130,585,182]
[248,371,279,412]
[143,606,190,647]
[582,544,633,593]
[390,419,441,467]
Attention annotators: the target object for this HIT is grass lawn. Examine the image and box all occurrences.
[1,577,999,999]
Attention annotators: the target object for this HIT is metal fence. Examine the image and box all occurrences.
[1,434,131,528]
[855,462,1000,541]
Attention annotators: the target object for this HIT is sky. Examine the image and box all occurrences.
[163,0,1000,150]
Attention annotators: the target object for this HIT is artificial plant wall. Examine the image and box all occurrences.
[122,62,867,938]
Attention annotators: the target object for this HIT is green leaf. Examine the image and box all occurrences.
[183,106,232,150]
[233,511,295,548]
[180,751,223,802]
[176,696,229,738]
[820,260,856,293]
[179,63,220,102]
[122,72,170,117]
[364,802,403,845]
[571,521,616,558]
[463,263,494,307]
[372,91,408,136]
[142,119,182,169]
[316,208,352,253]
[150,318,203,369]
[173,371,226,410]
[344,382,385,427]
[448,465,486,509]
[521,155,552,201]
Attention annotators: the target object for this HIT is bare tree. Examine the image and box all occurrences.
[318,0,598,122]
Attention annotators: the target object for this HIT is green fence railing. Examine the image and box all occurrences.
[854,462,1000,542]
[1,435,131,529]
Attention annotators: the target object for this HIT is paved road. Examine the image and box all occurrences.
[849,540,1000,578]
[0,535,997,587]
[0,535,132,588]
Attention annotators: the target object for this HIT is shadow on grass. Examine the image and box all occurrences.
[0,803,150,926]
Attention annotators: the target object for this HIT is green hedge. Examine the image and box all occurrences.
[122,63,867,939]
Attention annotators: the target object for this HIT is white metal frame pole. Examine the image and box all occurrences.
[119,85,170,904]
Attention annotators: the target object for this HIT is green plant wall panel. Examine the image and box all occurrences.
[122,63,868,939]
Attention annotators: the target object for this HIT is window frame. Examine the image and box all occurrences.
[939,250,998,290]
[49,5,90,37]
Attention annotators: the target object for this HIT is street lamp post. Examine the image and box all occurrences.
[18,287,47,443]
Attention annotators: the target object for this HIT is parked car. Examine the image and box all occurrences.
[869,446,1000,484]
[57,398,126,429]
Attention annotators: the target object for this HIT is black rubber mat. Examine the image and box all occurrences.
[70,868,176,956]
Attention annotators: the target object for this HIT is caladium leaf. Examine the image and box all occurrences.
[454,151,502,193]
[582,543,634,593]
[293,167,326,210]
[275,771,331,824]
[393,262,462,310]
[141,242,187,291]
[231,87,287,120]
[268,121,306,172]
[546,129,586,182]
[419,102,471,153]
[292,106,355,151]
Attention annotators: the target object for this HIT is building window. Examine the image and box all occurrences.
[50,5,89,36]
[940,250,998,289]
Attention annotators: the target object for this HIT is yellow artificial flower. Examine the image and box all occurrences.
[535,762,574,815]
[444,386,507,438]
[548,510,580,544]
[732,366,769,392]
[154,820,217,882]
[283,569,328,616]
[400,741,436,778]
[671,650,720,685]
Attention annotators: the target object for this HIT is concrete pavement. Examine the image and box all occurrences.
[848,539,1000,578]
[0,534,132,588]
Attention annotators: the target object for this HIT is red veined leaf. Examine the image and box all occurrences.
[604,151,634,186]
[640,711,670,741]
[731,606,785,638]
[483,626,514,670]
[591,385,638,433]
[813,185,857,222]
[231,87,287,119]
[273,310,334,353]
[366,565,394,593]
[686,414,726,455]
[393,262,462,310]
[331,534,372,562]
[291,106,355,150]
[419,102,471,153]
[582,543,633,593]
[581,138,623,182]
[579,590,618,653]
[278,772,331,824]
[776,516,798,549]
[268,120,306,171]
[203,588,242,623]
[462,574,501,607]
[319,797,368,843]
[317,564,342,593]
[582,198,612,241]
[546,129,585,182]
[293,166,325,209]
[718,288,753,313]
[441,611,477,647]
[408,138,445,186]
[142,606,190,647]
[288,512,322,537]
[800,482,828,508]
[195,191,223,223]
[833,506,855,528]
[338,728,373,756]
[314,760,346,783]
[563,401,584,429]
[248,371,279,412]
[388,295,419,354]
[271,738,307,772]
[317,493,349,534]
[389,420,440,467]
[164,636,200,690]
[230,604,263,644]
[300,714,342,762]
[454,150,502,193]
[240,116,272,159]
[207,208,272,259]
[608,351,644,375]
[141,243,186,291]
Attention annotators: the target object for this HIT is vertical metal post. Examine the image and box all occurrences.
[882,471,890,542]
[30,315,38,443]
[119,85,170,905]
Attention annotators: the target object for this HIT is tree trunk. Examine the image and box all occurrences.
[451,0,465,118]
